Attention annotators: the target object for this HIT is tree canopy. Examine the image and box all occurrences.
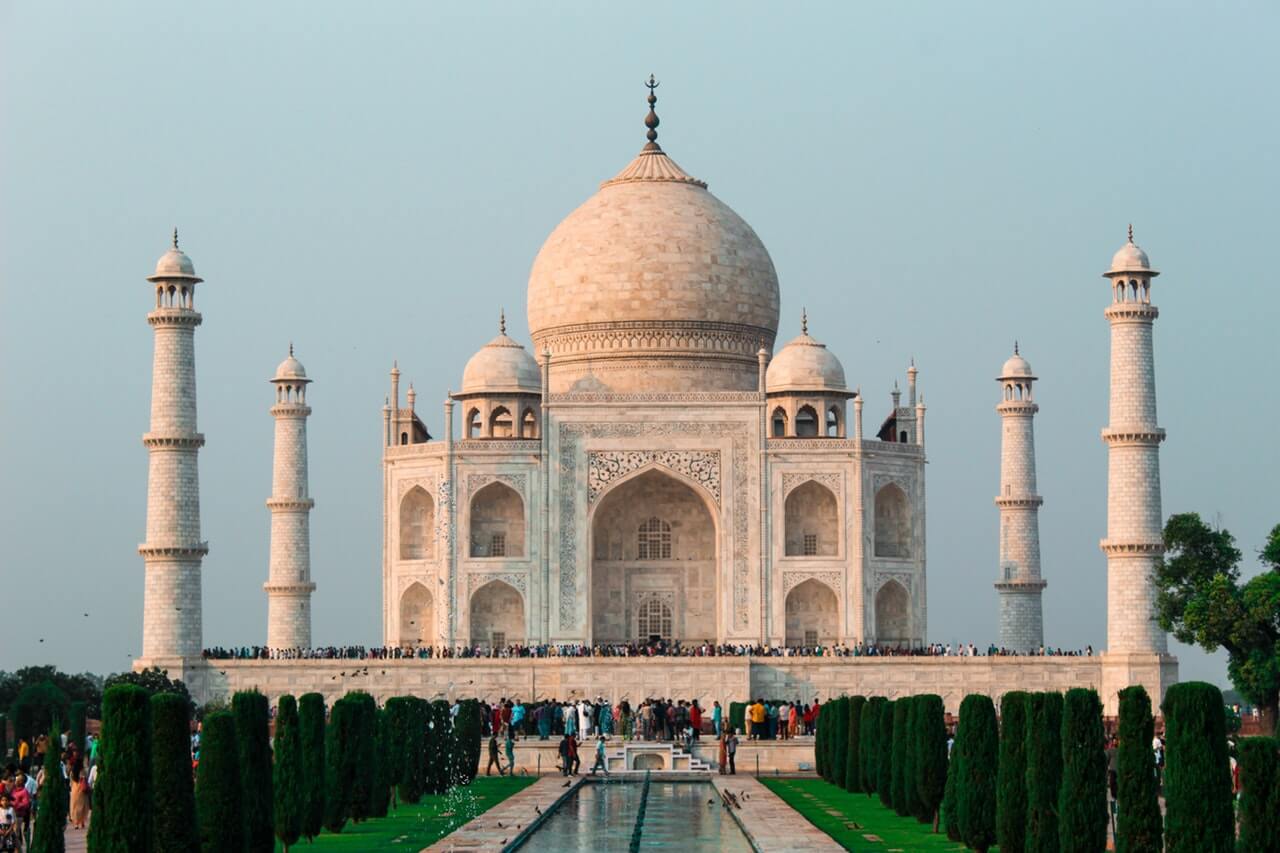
[1153,513,1280,730]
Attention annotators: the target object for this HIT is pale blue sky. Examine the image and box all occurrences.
[2,2,1276,688]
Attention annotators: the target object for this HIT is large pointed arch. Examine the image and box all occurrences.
[469,579,525,649]
[874,482,911,558]
[784,578,839,646]
[399,486,435,560]
[399,582,434,646]
[783,479,839,556]
[469,481,525,557]
[874,579,910,644]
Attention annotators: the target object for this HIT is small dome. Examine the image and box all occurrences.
[767,326,848,394]
[147,230,202,282]
[1000,352,1033,378]
[460,331,541,395]
[1107,228,1157,276]
[273,349,308,382]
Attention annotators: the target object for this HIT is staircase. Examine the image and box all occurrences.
[600,740,714,774]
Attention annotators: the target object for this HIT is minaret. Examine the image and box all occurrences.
[139,230,207,660]
[265,346,316,650]
[994,344,1046,652]
[1101,227,1168,654]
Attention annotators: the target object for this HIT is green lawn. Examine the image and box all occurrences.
[761,778,974,852]
[274,776,538,851]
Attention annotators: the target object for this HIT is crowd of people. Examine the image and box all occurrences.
[202,640,1096,661]
[0,730,96,850]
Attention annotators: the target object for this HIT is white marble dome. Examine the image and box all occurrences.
[1109,237,1154,275]
[526,136,780,393]
[460,330,540,395]
[148,231,200,281]
[767,327,848,393]
[1000,351,1033,378]
[274,351,308,381]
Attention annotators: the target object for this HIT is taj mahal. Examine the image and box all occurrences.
[132,81,1176,714]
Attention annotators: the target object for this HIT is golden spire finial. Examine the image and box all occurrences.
[499,308,506,335]
[801,307,808,335]
[172,227,179,249]
[1128,223,1134,243]
[1014,340,1019,355]
[289,341,294,357]
[643,74,661,151]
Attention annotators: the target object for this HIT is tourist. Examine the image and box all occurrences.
[640,701,653,741]
[535,703,552,741]
[504,728,516,775]
[8,778,29,850]
[566,733,581,776]
[712,701,723,738]
[717,730,728,775]
[689,700,702,740]
[577,700,592,738]
[749,699,766,741]
[563,703,577,738]
[558,733,572,776]
[511,699,526,738]
[789,702,799,738]
[589,735,609,776]
[69,765,90,830]
[501,700,513,736]
[486,733,505,777]
[725,728,739,775]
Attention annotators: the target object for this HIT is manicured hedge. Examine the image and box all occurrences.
[195,711,243,853]
[298,693,326,842]
[877,699,895,808]
[1024,691,1063,853]
[232,690,274,853]
[346,692,377,822]
[914,694,947,830]
[1161,681,1233,853]
[859,698,884,794]
[845,695,866,792]
[955,694,998,852]
[273,695,304,851]
[891,698,910,815]
[150,692,198,853]
[996,691,1030,853]
[1058,688,1107,853]
[902,697,923,820]
[69,700,87,757]
[323,697,357,833]
[1237,736,1279,853]
[831,696,850,789]
[371,707,392,818]
[454,699,483,785]
[88,683,152,853]
[30,724,68,853]
[1115,686,1161,853]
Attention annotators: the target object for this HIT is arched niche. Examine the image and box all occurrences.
[784,480,838,556]
[399,486,435,560]
[469,481,525,557]
[469,580,525,648]
[784,578,839,646]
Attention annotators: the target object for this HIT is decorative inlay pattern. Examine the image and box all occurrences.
[587,450,721,505]
[874,570,914,591]
[467,572,528,595]
[550,391,762,404]
[397,574,432,595]
[558,421,752,631]
[780,472,842,498]
[397,476,437,500]
[872,473,914,494]
[465,472,528,497]
[782,571,842,595]
[454,440,541,453]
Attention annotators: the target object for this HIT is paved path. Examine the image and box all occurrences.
[423,775,584,852]
[711,776,843,852]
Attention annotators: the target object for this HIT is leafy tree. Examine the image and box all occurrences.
[831,697,849,789]
[29,724,68,853]
[1237,736,1280,853]
[890,698,910,815]
[323,696,357,832]
[371,707,393,818]
[1161,681,1233,853]
[103,667,193,715]
[0,713,7,763]
[195,711,243,853]
[1024,692,1063,853]
[69,700,87,755]
[859,698,883,794]
[877,699,895,808]
[0,666,103,719]
[453,699,483,785]
[1154,514,1280,733]
[996,691,1031,853]
[150,693,198,853]
[845,695,865,792]
[1058,688,1107,853]
[956,694,998,852]
[10,681,69,743]
[298,693,326,842]
[914,694,947,831]
[1115,686,1161,853]
[232,690,274,852]
[273,696,303,852]
[88,683,152,853]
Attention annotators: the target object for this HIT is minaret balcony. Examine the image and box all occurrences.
[1103,303,1159,322]
[138,542,209,558]
[1099,539,1164,555]
[994,495,1043,509]
[266,497,315,511]
[147,309,203,327]
[1100,427,1165,445]
[142,433,205,449]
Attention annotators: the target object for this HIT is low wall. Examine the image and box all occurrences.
[138,652,1175,716]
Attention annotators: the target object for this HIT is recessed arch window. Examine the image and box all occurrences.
[874,483,911,558]
[795,405,819,437]
[489,406,513,438]
[466,408,482,439]
[637,517,672,560]
[771,407,788,438]
[521,408,538,439]
[637,597,673,641]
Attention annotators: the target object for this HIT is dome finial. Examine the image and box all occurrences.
[1127,223,1134,244]
[289,341,294,357]
[172,227,179,249]
[499,307,506,335]
[1014,339,1019,355]
[643,74,661,151]
[801,307,808,335]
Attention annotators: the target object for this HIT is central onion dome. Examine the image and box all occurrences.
[527,78,780,393]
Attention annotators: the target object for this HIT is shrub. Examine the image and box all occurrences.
[1115,686,1161,853]
[831,697,849,789]
[956,694,998,852]
[877,699,895,808]
[1237,736,1279,853]
[996,690,1031,853]
[232,690,274,853]
[11,681,69,743]
[195,711,242,853]
[914,694,947,830]
[0,713,7,763]
[69,700,87,756]
[891,698,910,815]
[1058,688,1107,853]
[297,693,326,841]
[30,724,68,853]
[902,697,924,819]
[346,692,377,821]
[1161,681,1233,853]
[845,695,865,792]
[323,697,357,833]
[87,683,151,853]
[371,707,392,818]
[454,699,483,785]
[859,698,883,794]
[942,709,963,843]
[815,699,827,780]
[1025,691,1063,853]
[273,696,303,851]
[150,693,198,853]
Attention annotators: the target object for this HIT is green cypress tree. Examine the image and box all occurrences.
[232,690,274,852]
[69,701,88,758]
[384,698,412,800]
[194,711,243,853]
[1058,688,1107,853]
[393,698,426,803]
[1237,736,1279,853]
[1161,681,1233,853]
[0,713,7,765]
[903,697,924,819]
[915,694,947,831]
[371,707,392,817]
[272,696,303,852]
[830,697,849,789]
[956,694,998,853]
[149,693,198,853]
[845,695,866,792]
[815,699,827,780]
[30,723,68,853]
[1024,691,1063,853]
[453,699,483,785]
[297,693,326,842]
[891,698,910,815]
[859,698,883,794]
[997,690,1031,853]
[877,699,895,808]
[1115,686,1161,853]
[942,710,964,843]
[88,683,152,853]
[323,697,357,833]
[425,700,448,794]
[346,693,377,821]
